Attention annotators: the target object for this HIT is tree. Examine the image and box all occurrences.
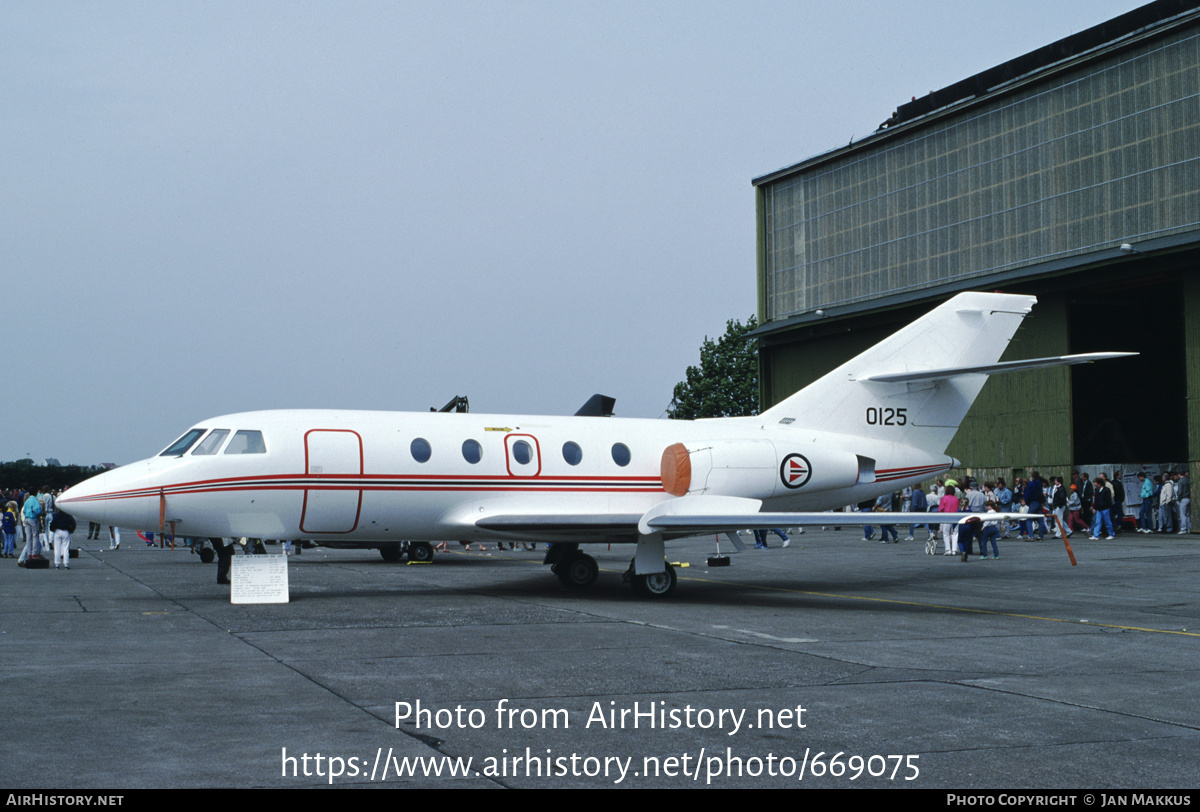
[0,460,102,492]
[668,316,759,419]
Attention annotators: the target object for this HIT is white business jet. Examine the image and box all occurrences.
[59,292,1131,596]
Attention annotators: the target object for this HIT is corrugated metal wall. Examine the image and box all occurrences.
[762,324,891,408]
[760,22,1200,322]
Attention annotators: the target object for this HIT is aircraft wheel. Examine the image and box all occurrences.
[199,548,215,564]
[407,542,434,563]
[555,553,598,589]
[379,544,403,562]
[632,560,676,598]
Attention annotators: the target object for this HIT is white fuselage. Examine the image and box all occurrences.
[59,408,951,543]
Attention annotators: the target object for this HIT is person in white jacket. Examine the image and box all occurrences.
[1159,476,1176,534]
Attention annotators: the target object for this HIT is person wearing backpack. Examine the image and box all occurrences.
[18,489,44,565]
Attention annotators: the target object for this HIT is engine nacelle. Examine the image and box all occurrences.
[774,447,866,495]
[660,440,779,500]
[661,440,868,499]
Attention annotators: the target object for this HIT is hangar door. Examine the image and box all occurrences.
[300,429,363,534]
[1069,274,1185,464]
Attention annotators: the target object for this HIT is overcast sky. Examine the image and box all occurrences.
[2,0,1146,464]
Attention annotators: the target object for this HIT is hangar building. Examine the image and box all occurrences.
[751,0,1200,517]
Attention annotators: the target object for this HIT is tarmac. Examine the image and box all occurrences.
[2,525,1198,789]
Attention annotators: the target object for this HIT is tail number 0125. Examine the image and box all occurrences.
[865,407,907,426]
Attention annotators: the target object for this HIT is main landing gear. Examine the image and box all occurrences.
[624,559,677,598]
[544,544,677,597]
[549,548,599,589]
[406,541,435,563]
[378,541,434,563]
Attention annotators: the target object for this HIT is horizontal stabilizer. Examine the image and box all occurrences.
[858,352,1138,384]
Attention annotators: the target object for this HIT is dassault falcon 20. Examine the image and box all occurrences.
[59,292,1132,597]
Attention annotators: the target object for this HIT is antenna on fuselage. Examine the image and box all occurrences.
[432,396,469,413]
[574,394,616,417]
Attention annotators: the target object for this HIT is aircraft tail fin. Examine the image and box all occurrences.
[760,292,1037,452]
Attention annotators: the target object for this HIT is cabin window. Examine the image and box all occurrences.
[225,430,267,454]
[611,443,631,467]
[160,429,206,457]
[191,429,231,456]
[462,439,482,464]
[562,441,582,466]
[511,440,532,465]
[411,438,432,463]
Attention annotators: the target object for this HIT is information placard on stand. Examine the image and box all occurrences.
[231,554,289,604]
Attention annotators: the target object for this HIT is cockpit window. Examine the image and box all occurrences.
[224,430,267,454]
[191,429,230,456]
[160,429,206,457]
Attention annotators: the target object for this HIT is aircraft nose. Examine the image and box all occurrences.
[59,469,118,525]
[58,462,157,529]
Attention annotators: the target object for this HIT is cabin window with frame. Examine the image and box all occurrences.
[462,439,482,464]
[224,430,267,454]
[512,440,533,465]
[411,438,432,463]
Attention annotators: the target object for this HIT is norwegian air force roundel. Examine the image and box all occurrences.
[780,453,812,489]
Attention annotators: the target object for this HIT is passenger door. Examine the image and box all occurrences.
[300,429,363,534]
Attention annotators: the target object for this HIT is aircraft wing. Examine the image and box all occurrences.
[474,514,643,543]
[473,495,1030,543]
[643,511,1028,536]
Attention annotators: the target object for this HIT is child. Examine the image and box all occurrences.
[2,502,17,558]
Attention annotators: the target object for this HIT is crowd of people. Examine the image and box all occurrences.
[857,469,1192,562]
[2,485,83,569]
